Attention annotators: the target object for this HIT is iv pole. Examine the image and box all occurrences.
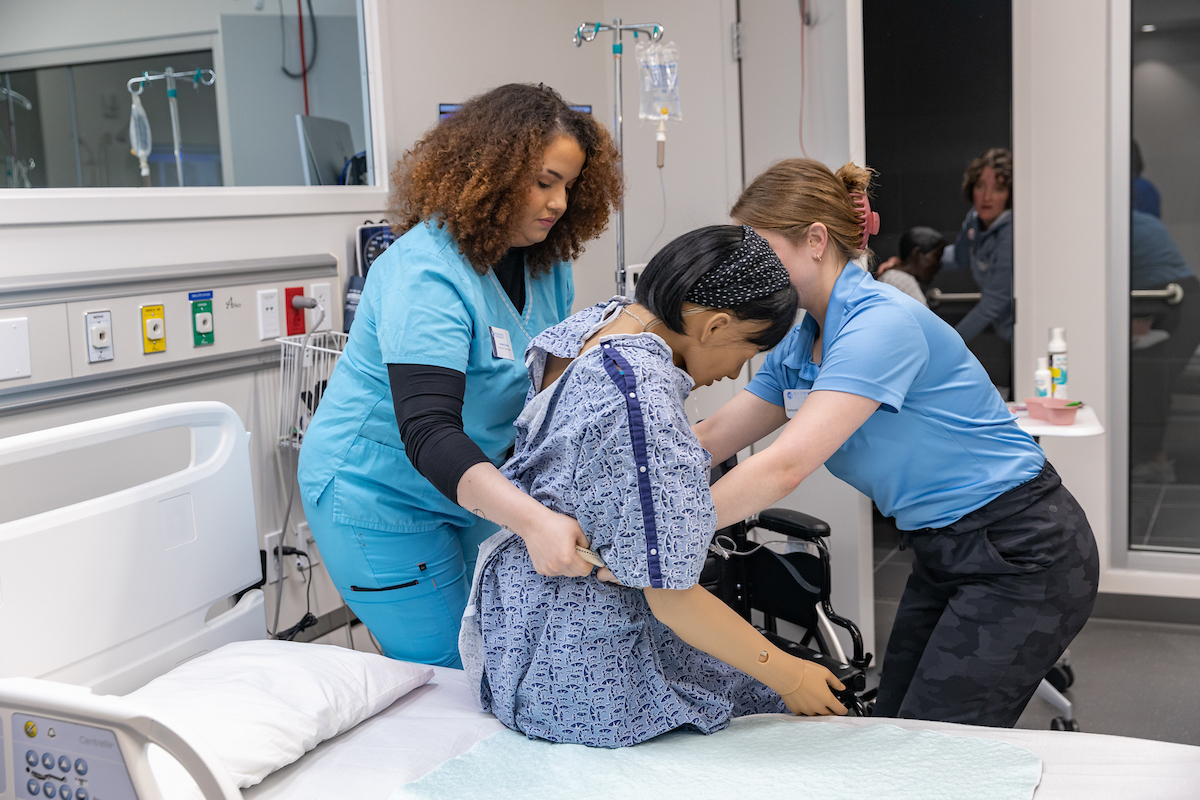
[2,77,35,188]
[127,67,217,187]
[574,19,664,296]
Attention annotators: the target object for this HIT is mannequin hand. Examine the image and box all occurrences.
[520,510,593,578]
[779,660,848,717]
[595,567,620,584]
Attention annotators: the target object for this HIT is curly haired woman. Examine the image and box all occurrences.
[299,84,622,666]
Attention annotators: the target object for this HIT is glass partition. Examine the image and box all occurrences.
[1129,1,1200,553]
[0,0,373,188]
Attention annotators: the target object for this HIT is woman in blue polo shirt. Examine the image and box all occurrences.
[298,84,621,666]
[695,159,1099,728]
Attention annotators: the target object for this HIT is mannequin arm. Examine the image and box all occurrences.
[644,584,846,716]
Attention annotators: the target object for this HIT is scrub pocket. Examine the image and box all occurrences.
[344,571,463,665]
[331,437,447,532]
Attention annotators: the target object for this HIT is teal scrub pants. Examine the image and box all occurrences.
[302,484,498,667]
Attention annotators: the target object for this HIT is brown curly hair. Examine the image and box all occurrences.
[961,147,1012,206]
[388,84,623,275]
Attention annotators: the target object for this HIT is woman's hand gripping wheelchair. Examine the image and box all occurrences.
[701,457,875,715]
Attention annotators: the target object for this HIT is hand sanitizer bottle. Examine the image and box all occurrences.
[1048,328,1068,399]
[1034,356,1052,398]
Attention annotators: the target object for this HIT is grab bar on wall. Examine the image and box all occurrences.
[926,288,982,307]
[1131,282,1184,305]
[922,283,1184,311]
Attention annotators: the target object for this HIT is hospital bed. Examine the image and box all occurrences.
[1,403,1197,800]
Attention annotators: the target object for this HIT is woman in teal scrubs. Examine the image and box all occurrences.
[695,159,1098,727]
[298,84,621,666]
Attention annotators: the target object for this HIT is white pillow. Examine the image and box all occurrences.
[127,639,432,790]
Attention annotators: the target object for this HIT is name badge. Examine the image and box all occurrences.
[784,388,810,419]
[489,326,515,360]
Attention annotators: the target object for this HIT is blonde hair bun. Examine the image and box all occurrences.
[835,162,874,196]
[732,158,876,261]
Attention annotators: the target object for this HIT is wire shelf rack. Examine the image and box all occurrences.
[277,331,347,449]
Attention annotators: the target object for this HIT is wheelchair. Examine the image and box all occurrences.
[700,457,875,715]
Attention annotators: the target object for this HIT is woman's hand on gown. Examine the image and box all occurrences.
[521,509,594,578]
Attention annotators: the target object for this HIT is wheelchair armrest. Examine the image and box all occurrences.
[755,508,831,540]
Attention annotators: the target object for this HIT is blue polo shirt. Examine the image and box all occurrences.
[746,266,1043,531]
[298,220,574,532]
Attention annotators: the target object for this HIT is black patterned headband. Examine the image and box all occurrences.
[685,226,792,308]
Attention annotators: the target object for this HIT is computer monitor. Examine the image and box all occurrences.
[296,115,357,186]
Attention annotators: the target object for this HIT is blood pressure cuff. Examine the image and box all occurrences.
[389,363,490,504]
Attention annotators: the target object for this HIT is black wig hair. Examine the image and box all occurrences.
[635,225,798,350]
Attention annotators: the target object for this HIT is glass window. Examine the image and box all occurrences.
[1,0,372,188]
[1128,1,1200,552]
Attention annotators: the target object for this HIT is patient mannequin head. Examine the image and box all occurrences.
[634,225,798,386]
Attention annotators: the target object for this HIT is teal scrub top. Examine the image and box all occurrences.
[297,220,575,532]
[746,265,1043,531]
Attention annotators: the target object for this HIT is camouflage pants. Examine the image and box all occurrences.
[873,461,1099,727]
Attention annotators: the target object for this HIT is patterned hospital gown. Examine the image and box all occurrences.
[460,300,786,748]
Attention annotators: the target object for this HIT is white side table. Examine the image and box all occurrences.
[1008,404,1105,439]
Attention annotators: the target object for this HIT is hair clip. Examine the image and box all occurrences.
[850,191,880,249]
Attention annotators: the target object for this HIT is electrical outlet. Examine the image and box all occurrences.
[284,286,306,336]
[626,263,648,293]
[297,522,320,568]
[257,289,281,340]
[264,530,283,584]
[308,282,332,332]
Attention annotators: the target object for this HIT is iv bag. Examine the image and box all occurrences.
[129,93,152,177]
[637,40,682,122]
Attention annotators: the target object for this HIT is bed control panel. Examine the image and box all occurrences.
[8,714,136,800]
[1,677,242,800]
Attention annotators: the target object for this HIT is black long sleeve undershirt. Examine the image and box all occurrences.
[388,250,526,504]
[389,364,488,504]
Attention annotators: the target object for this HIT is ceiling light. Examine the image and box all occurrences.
[1142,24,1158,32]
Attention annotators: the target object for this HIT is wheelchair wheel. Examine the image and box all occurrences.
[1050,716,1081,732]
[1045,664,1075,693]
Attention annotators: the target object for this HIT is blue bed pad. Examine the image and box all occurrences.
[390,715,1042,800]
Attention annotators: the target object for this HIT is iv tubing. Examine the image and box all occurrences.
[298,0,310,116]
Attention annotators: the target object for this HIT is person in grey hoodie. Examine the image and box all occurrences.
[944,148,1014,344]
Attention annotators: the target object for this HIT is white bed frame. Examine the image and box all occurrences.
[0,402,266,800]
[0,402,266,696]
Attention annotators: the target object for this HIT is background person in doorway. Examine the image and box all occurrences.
[943,148,1014,395]
[874,226,947,306]
[297,84,622,666]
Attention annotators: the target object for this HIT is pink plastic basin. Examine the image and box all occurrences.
[1044,401,1082,425]
[1025,397,1049,420]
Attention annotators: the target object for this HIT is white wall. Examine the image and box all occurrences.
[1013,0,1200,598]
[740,0,853,181]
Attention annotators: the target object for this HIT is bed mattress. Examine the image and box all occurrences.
[245,666,1200,800]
